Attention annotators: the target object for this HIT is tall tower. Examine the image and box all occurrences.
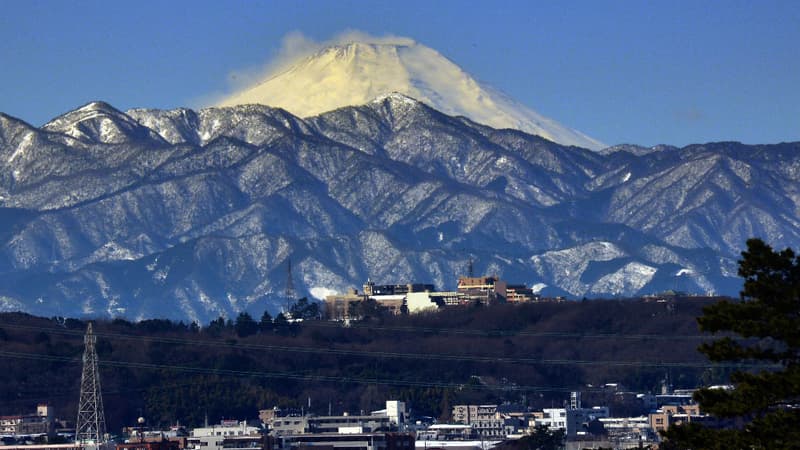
[570,391,582,410]
[285,258,296,310]
[75,322,106,444]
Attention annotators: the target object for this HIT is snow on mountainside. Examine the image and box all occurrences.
[0,98,797,322]
[43,101,165,145]
[218,41,605,150]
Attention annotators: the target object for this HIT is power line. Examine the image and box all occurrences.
[0,323,774,370]
[0,380,219,406]
[300,320,717,340]
[0,318,718,340]
[0,349,753,395]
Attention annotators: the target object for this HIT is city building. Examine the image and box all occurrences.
[266,401,406,436]
[648,404,702,434]
[450,404,529,439]
[364,282,434,315]
[451,405,498,425]
[324,288,365,321]
[368,295,406,315]
[188,420,263,450]
[456,276,507,305]
[504,285,537,303]
[565,407,609,438]
[0,445,85,450]
[535,408,566,431]
[415,424,501,450]
[362,282,434,297]
[271,414,394,436]
[263,401,411,450]
[272,431,413,450]
[598,416,656,443]
[117,439,182,450]
[0,404,55,437]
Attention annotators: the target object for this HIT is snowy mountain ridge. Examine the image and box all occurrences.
[0,97,798,322]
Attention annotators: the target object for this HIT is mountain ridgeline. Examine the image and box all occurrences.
[0,96,798,321]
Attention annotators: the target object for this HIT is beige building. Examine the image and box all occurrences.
[457,276,507,305]
[369,295,405,315]
[648,404,702,433]
[324,288,365,321]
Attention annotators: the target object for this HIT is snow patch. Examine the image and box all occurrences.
[592,262,657,295]
[531,283,547,293]
[8,132,33,163]
[372,92,419,106]
[310,286,339,300]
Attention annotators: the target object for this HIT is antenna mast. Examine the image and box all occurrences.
[285,258,296,310]
[76,322,106,445]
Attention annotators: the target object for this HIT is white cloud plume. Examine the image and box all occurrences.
[205,30,416,107]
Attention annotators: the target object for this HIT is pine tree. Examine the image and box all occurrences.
[259,310,273,333]
[662,238,800,448]
[234,312,258,337]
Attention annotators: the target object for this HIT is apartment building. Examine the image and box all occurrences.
[456,276,507,305]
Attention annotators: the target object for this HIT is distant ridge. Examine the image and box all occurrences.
[0,96,797,321]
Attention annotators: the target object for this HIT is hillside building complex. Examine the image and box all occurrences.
[324,275,539,320]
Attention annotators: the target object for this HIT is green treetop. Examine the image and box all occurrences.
[662,238,800,449]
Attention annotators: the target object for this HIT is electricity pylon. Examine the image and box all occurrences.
[75,322,106,444]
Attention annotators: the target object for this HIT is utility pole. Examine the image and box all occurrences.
[75,322,106,445]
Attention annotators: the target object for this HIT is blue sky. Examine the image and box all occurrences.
[1,0,798,147]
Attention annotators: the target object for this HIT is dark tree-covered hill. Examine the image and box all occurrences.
[0,298,735,433]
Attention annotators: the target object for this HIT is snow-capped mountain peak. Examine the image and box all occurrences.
[43,101,163,145]
[217,40,605,150]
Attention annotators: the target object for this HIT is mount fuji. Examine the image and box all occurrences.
[218,40,605,150]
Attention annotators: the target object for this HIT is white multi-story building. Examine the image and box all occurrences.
[268,401,406,436]
[188,421,262,450]
[535,408,566,431]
